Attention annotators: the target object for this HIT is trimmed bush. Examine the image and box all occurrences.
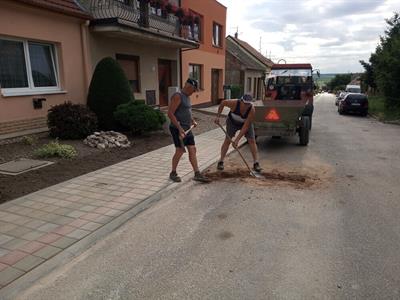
[87,57,134,130]
[34,141,77,159]
[114,100,166,134]
[47,102,98,139]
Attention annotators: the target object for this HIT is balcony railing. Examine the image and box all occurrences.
[86,0,183,38]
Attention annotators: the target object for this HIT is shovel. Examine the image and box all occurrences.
[217,123,263,179]
[179,125,195,152]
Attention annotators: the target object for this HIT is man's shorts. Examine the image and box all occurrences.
[169,125,195,148]
[226,117,255,140]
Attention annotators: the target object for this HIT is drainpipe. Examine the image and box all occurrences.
[80,20,91,96]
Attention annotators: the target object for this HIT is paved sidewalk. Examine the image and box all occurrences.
[0,128,242,295]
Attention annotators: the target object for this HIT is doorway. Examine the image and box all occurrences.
[158,60,172,106]
[211,69,220,104]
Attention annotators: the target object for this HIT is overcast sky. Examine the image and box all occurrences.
[217,0,400,73]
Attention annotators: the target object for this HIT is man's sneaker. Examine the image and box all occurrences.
[193,172,211,183]
[217,161,224,171]
[169,171,181,182]
[253,162,262,173]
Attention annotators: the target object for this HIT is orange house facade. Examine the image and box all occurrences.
[180,0,226,106]
[0,0,91,137]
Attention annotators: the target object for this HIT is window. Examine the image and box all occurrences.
[247,77,252,92]
[116,54,140,93]
[189,64,202,89]
[0,38,59,95]
[212,23,223,47]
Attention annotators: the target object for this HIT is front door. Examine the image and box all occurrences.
[158,60,172,106]
[211,69,220,104]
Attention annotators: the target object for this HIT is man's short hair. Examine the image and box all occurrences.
[186,78,199,91]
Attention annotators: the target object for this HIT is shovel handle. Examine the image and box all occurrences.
[217,123,255,176]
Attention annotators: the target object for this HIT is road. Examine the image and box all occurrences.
[18,93,400,299]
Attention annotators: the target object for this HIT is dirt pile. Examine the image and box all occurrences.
[205,168,320,189]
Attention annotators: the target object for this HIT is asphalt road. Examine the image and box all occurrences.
[18,93,400,299]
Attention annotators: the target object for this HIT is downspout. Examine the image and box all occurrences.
[80,20,91,97]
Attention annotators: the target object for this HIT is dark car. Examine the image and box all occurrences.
[338,93,368,116]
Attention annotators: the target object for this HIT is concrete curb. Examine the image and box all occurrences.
[0,141,243,299]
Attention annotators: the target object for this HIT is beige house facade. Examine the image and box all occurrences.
[0,0,91,137]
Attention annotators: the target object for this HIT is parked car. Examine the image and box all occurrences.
[338,93,368,116]
[335,92,347,106]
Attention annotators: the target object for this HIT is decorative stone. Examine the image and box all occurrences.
[84,131,131,149]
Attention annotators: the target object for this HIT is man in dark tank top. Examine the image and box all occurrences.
[167,79,211,183]
[214,94,261,172]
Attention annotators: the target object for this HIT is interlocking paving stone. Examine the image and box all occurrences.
[13,255,45,272]
[0,235,14,245]
[24,220,46,230]
[66,229,90,239]
[81,222,102,232]
[0,250,29,265]
[66,210,86,218]
[2,238,28,251]
[0,262,8,272]
[37,233,62,244]
[6,226,32,238]
[0,267,25,286]
[52,225,75,236]
[68,219,89,228]
[18,241,46,254]
[37,223,59,233]
[51,216,75,226]
[51,237,77,249]
[0,248,10,258]
[33,245,62,259]
[21,231,44,241]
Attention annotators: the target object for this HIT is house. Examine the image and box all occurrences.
[83,0,199,107]
[0,0,91,138]
[225,34,273,100]
[0,0,201,138]
[180,0,226,105]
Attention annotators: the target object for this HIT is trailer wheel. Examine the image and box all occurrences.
[299,116,310,146]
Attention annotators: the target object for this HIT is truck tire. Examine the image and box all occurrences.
[299,116,310,146]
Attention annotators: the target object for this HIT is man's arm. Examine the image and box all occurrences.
[233,106,255,147]
[167,94,185,137]
[214,100,237,124]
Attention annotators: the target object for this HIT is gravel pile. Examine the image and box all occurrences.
[84,131,131,149]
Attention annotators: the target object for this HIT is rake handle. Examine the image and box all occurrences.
[179,125,195,152]
[217,123,255,175]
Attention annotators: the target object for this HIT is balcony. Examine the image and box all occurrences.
[85,0,199,48]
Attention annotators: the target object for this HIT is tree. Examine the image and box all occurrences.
[359,60,377,93]
[327,74,352,91]
[87,57,134,130]
[360,12,400,108]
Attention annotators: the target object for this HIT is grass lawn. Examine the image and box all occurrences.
[368,95,400,122]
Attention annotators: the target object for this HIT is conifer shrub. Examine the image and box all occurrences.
[87,57,134,129]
